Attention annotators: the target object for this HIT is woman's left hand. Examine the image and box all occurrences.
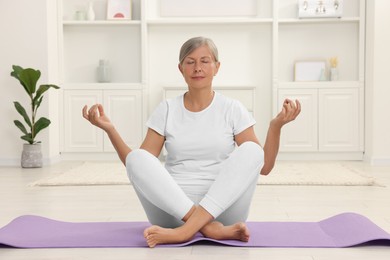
[272,99,301,129]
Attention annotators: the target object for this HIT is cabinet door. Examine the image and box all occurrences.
[103,90,143,152]
[278,89,318,151]
[319,88,359,151]
[63,90,103,152]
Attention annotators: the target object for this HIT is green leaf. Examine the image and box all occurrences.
[10,65,24,79]
[21,134,34,144]
[33,117,51,137]
[11,65,30,94]
[34,84,60,104]
[33,96,43,112]
[13,101,32,128]
[13,120,28,135]
[18,68,41,95]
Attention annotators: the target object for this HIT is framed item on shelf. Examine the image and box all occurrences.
[107,0,131,20]
[294,61,326,81]
[298,0,343,18]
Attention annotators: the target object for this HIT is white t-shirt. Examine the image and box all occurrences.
[146,92,256,193]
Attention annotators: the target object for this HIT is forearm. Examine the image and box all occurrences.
[260,121,281,175]
[105,127,132,165]
[260,99,301,175]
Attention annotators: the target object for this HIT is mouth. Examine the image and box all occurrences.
[191,76,204,80]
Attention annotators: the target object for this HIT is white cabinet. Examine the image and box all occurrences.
[103,90,143,152]
[63,90,142,152]
[59,0,144,156]
[274,0,365,158]
[63,90,103,152]
[278,89,318,152]
[319,88,360,151]
[278,87,361,153]
[57,0,365,160]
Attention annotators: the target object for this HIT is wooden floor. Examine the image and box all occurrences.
[1,160,390,259]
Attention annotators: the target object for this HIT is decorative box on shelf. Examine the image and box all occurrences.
[160,0,257,17]
[298,0,343,19]
[294,61,327,82]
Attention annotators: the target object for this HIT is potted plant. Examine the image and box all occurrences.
[10,65,60,168]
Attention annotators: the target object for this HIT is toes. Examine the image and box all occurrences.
[146,237,156,248]
[144,225,160,248]
[235,222,250,242]
[145,232,156,248]
[144,225,157,238]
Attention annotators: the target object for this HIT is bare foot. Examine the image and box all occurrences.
[200,221,250,242]
[143,225,193,248]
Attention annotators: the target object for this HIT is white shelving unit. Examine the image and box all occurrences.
[273,0,365,159]
[57,0,365,160]
[58,0,144,155]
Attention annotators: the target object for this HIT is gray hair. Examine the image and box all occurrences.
[179,36,219,64]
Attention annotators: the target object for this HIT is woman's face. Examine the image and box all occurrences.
[179,45,220,90]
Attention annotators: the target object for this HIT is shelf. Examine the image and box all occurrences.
[63,20,141,26]
[147,17,273,25]
[146,17,359,25]
[278,17,360,24]
[277,81,362,89]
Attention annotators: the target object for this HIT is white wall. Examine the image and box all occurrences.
[365,0,390,165]
[0,0,59,165]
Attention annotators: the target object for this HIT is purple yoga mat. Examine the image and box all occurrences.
[0,213,389,248]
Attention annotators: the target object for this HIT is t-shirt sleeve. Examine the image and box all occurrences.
[146,100,168,136]
[231,100,256,135]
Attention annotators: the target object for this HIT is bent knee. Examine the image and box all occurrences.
[239,141,264,156]
[126,149,150,166]
[125,149,155,181]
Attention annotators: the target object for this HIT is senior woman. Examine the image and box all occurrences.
[83,36,301,247]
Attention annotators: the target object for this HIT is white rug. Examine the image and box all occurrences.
[31,161,377,187]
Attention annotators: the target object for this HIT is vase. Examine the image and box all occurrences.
[21,143,43,168]
[330,68,339,81]
[87,2,95,21]
[97,59,111,83]
[75,10,87,20]
[319,68,327,81]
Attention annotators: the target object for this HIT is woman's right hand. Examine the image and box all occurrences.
[82,104,113,132]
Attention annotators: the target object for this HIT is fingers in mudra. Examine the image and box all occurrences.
[83,104,101,124]
[280,99,301,124]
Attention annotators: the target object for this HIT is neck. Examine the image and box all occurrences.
[184,88,214,112]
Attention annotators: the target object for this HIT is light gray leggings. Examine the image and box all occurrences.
[126,141,264,228]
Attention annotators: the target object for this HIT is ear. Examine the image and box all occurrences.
[178,63,183,74]
[214,61,221,75]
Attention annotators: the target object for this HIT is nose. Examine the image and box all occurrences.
[194,62,202,73]
[194,66,202,73]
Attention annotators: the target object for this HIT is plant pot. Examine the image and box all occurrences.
[21,143,43,168]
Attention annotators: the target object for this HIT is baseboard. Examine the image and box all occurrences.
[0,158,20,167]
[0,155,62,167]
[44,155,62,165]
[365,156,390,166]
